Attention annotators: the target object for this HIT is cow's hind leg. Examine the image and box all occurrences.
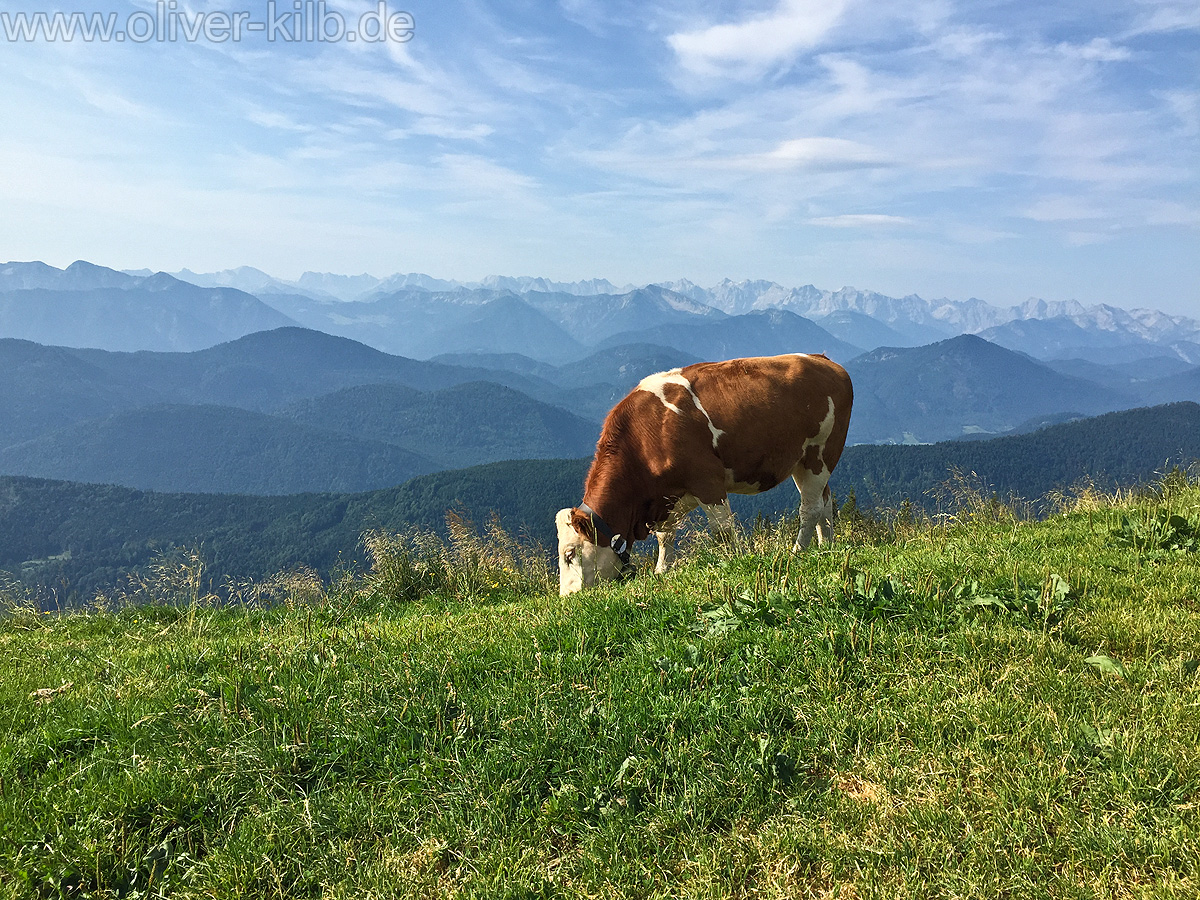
[791,470,834,550]
[654,495,699,574]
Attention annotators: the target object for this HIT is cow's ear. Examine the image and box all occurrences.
[570,508,597,541]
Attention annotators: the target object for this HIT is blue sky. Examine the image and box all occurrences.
[1,0,1198,314]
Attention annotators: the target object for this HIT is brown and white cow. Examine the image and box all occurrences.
[556,353,853,595]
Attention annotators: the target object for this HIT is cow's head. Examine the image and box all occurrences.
[555,507,627,595]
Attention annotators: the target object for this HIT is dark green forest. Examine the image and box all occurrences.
[2,402,1198,605]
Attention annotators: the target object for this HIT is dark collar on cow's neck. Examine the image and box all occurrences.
[578,501,631,565]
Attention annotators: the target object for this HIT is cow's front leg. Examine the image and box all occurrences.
[654,494,699,573]
[653,528,677,573]
[699,498,736,540]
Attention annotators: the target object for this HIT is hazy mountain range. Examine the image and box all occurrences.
[1,258,1199,497]
[2,324,1199,495]
[6,259,1199,365]
[132,262,1200,348]
[166,264,1200,357]
[0,261,296,352]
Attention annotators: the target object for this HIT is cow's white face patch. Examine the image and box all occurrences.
[637,369,725,449]
[555,508,626,596]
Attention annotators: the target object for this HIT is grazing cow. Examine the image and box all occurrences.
[556,353,853,595]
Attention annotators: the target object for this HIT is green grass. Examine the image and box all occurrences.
[2,478,1199,899]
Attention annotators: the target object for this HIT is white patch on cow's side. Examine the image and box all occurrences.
[801,396,836,469]
[637,369,725,449]
[637,368,686,415]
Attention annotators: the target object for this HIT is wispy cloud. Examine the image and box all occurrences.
[1024,196,1116,223]
[759,137,892,170]
[809,214,914,228]
[1127,0,1200,35]
[1055,37,1131,62]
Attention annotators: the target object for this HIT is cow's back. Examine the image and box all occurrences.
[631,353,852,496]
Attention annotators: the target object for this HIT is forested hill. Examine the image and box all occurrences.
[0,460,591,606]
[2,402,1198,605]
[832,400,1200,511]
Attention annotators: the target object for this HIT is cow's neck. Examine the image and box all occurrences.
[581,464,641,547]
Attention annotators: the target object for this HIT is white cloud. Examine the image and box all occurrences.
[293,59,465,119]
[668,0,852,80]
[944,224,1020,245]
[1143,200,1200,226]
[929,24,1004,59]
[1162,90,1200,136]
[1065,231,1115,247]
[243,108,313,133]
[385,119,494,140]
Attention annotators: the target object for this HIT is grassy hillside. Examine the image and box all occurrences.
[2,476,1197,898]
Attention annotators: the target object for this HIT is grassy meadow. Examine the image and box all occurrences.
[2,475,1199,899]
